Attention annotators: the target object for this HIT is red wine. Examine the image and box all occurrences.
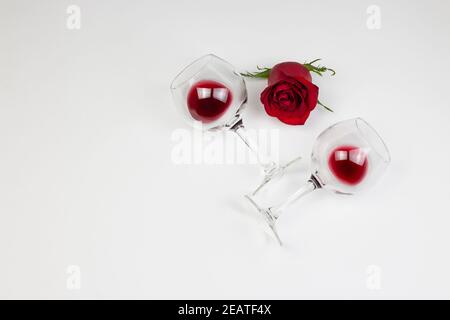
[328,145,368,185]
[187,80,232,123]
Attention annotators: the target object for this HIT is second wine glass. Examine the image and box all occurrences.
[245,118,391,244]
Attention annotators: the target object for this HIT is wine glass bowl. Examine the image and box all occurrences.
[170,54,247,131]
[311,118,391,194]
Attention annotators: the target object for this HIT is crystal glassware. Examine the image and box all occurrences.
[245,118,391,244]
[170,54,301,193]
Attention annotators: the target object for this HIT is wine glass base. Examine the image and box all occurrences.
[252,155,303,196]
[246,155,304,245]
[244,194,282,245]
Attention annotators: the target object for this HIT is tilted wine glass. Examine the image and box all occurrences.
[170,54,301,193]
[245,118,391,244]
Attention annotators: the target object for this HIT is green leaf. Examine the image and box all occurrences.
[303,58,336,77]
[240,67,271,79]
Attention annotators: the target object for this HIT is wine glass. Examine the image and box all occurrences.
[170,54,301,193]
[245,118,391,244]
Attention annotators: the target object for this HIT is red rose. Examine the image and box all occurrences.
[242,59,335,124]
[260,62,319,125]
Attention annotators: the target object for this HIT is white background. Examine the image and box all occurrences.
[1,0,450,299]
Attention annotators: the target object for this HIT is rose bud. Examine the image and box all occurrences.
[242,59,335,125]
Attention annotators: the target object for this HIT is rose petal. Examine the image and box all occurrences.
[268,62,313,85]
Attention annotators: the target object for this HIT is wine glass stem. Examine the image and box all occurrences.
[230,120,277,174]
[270,179,317,218]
